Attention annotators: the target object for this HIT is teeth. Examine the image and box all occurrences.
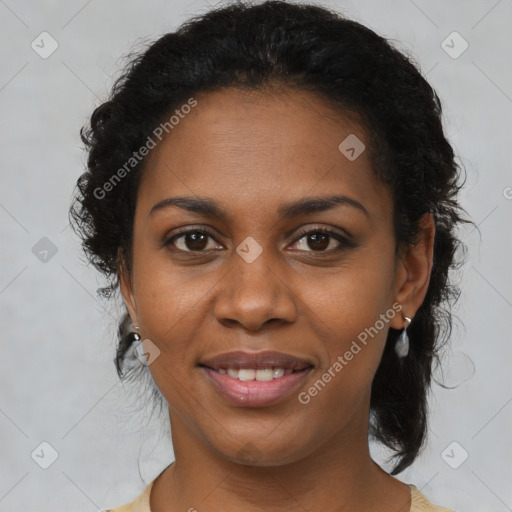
[227,368,238,379]
[238,369,256,381]
[255,368,274,381]
[217,367,296,381]
[273,368,284,378]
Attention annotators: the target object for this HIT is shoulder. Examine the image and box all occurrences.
[102,480,154,512]
[408,484,455,512]
[102,480,455,512]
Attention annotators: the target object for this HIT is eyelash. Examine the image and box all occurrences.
[164,226,352,255]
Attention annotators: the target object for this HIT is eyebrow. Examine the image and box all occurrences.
[149,194,369,219]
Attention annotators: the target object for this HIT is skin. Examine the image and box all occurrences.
[119,86,435,511]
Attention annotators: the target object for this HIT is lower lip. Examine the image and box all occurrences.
[201,367,312,407]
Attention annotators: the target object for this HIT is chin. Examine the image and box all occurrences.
[212,433,315,468]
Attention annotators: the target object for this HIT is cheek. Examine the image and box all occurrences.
[301,246,396,385]
[132,260,207,353]
[308,247,395,334]
[130,252,209,410]
[130,239,233,392]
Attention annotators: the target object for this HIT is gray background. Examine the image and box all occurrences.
[1,0,511,510]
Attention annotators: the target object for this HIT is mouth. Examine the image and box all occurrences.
[198,351,314,407]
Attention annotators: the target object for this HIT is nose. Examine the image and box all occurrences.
[213,246,298,332]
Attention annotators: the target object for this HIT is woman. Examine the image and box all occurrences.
[70,1,468,510]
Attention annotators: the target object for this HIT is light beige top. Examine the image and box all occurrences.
[104,480,454,512]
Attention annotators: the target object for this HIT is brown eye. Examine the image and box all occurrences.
[167,230,221,252]
[305,232,330,251]
[289,228,350,253]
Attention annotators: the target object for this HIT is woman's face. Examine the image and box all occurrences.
[121,87,425,466]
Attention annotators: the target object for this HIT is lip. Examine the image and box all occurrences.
[199,350,314,408]
[199,350,313,371]
[201,366,313,407]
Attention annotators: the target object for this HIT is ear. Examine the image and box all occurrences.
[390,213,435,329]
[118,248,139,326]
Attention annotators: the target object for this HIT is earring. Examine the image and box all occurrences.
[395,315,412,358]
[130,324,141,342]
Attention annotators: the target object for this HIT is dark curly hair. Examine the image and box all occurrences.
[69,0,471,475]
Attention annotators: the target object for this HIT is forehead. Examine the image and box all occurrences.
[137,87,391,223]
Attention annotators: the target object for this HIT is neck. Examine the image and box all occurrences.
[150,403,410,512]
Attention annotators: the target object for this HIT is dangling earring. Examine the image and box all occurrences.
[115,324,141,376]
[395,315,412,358]
[130,324,141,342]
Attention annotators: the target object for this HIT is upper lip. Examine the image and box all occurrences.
[199,350,314,371]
